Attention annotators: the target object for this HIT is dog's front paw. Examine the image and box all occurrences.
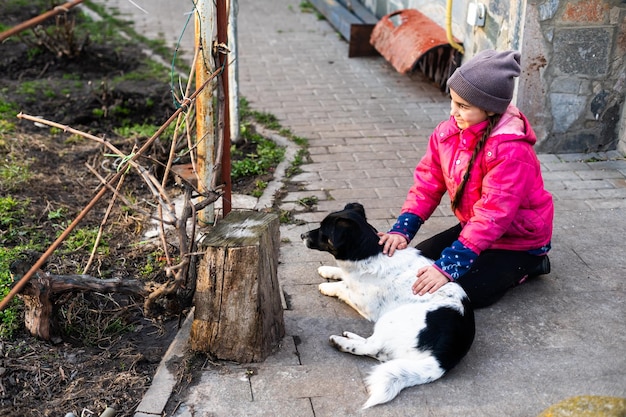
[318,265,343,280]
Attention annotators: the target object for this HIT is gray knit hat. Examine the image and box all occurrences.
[447,49,521,114]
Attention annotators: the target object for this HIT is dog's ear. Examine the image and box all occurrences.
[343,202,366,219]
[330,217,358,250]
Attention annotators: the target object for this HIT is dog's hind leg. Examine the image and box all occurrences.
[329,333,382,358]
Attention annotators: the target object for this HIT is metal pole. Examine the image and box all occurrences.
[228,0,240,145]
[217,0,232,216]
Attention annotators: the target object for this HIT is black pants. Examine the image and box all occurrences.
[415,224,545,308]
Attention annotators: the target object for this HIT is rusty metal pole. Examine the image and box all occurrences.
[195,1,217,224]
[217,0,232,216]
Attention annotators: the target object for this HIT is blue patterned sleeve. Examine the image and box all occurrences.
[434,240,478,281]
[388,212,423,242]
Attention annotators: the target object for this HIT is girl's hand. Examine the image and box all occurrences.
[412,266,450,295]
[377,232,408,256]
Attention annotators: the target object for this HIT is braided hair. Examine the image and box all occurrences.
[450,114,502,212]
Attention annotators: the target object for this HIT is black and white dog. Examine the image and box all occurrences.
[301,203,475,409]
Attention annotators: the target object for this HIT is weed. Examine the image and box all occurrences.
[47,207,65,221]
[286,148,308,177]
[299,1,324,20]
[62,73,81,81]
[0,100,18,120]
[26,46,44,61]
[298,196,318,208]
[0,196,27,228]
[278,209,292,224]
[0,246,27,339]
[231,126,285,180]
[0,119,16,137]
[64,134,86,145]
[251,180,268,198]
[299,1,315,14]
[141,251,167,278]
[114,123,158,139]
[91,108,105,118]
[17,81,38,96]
[0,158,33,193]
[252,111,281,130]
[60,227,108,255]
[240,97,282,129]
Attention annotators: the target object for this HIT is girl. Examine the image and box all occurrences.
[378,50,554,308]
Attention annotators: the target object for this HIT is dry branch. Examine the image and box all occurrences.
[0,68,221,313]
[19,270,149,342]
[0,0,86,42]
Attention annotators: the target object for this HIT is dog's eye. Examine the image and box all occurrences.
[320,233,333,246]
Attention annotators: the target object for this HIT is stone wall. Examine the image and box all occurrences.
[519,0,626,153]
[360,0,626,154]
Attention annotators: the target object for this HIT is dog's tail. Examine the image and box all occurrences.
[362,357,445,409]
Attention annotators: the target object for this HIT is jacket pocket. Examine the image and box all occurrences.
[507,209,544,238]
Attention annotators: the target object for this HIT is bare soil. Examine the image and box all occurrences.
[0,5,267,416]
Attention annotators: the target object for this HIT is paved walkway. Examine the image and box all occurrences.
[93,1,626,416]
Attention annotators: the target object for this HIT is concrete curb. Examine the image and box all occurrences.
[133,124,300,416]
[134,309,193,417]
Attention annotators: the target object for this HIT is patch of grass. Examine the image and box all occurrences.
[251,180,268,198]
[0,245,31,339]
[299,1,324,20]
[252,111,281,130]
[298,195,318,208]
[231,132,285,180]
[60,227,109,255]
[0,98,19,121]
[63,134,86,145]
[278,209,292,224]
[91,108,105,118]
[286,148,308,177]
[0,195,48,248]
[47,207,65,221]
[85,0,190,72]
[0,158,33,193]
[141,251,167,278]
[0,119,16,138]
[114,122,159,139]
[16,80,38,96]
[0,195,27,228]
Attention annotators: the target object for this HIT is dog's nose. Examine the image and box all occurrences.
[300,233,307,240]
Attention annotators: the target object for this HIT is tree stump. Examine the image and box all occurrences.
[190,211,285,362]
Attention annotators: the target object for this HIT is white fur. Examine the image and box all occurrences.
[318,247,470,409]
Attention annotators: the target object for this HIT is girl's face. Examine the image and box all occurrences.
[449,89,493,130]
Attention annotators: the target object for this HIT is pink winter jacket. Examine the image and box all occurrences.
[400,105,554,255]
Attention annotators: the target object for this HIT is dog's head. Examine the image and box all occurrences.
[301,203,382,261]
